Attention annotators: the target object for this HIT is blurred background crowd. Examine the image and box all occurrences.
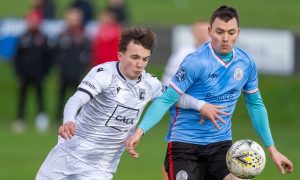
[1,0,128,133]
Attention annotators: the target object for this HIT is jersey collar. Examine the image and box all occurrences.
[209,43,234,67]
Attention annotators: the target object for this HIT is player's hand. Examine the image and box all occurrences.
[125,128,144,158]
[199,103,229,129]
[58,121,76,140]
[268,146,293,174]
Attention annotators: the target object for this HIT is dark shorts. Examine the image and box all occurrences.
[164,141,232,180]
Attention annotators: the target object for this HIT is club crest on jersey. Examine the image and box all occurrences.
[139,89,145,100]
[176,170,188,180]
[234,67,243,81]
[175,67,187,81]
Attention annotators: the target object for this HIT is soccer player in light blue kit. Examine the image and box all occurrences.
[126,5,293,180]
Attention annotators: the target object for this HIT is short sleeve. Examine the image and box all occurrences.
[77,66,112,99]
[243,58,259,94]
[150,75,164,100]
[169,54,202,94]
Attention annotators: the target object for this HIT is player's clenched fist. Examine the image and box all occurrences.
[125,128,144,158]
[58,121,76,140]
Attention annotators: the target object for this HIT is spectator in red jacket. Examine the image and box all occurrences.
[90,8,122,67]
[54,7,90,124]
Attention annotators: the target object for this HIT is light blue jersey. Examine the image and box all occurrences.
[167,42,258,145]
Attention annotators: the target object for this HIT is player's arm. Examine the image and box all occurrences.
[126,86,180,158]
[244,91,293,174]
[59,66,111,140]
[178,94,229,129]
[59,91,90,140]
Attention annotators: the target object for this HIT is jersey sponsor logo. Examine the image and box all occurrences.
[105,105,139,132]
[139,88,145,100]
[115,115,134,125]
[175,67,187,81]
[234,67,244,81]
[205,89,238,101]
[81,80,96,90]
[176,170,188,180]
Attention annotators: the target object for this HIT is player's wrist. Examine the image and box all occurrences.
[267,145,278,155]
[136,128,145,137]
[63,119,75,125]
[197,100,207,110]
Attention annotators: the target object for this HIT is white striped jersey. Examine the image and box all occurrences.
[59,61,163,172]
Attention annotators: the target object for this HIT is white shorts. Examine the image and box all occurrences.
[36,146,113,180]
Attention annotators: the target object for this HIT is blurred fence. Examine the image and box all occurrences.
[173,25,297,75]
[0,18,98,60]
[1,18,299,75]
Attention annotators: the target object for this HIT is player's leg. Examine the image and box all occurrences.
[205,140,250,180]
[206,141,232,180]
[37,145,114,180]
[36,146,67,180]
[17,77,29,121]
[34,77,49,132]
[164,142,207,180]
[34,77,45,114]
[36,146,70,179]
[12,77,29,133]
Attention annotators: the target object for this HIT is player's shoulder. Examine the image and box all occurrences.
[142,71,161,86]
[234,46,255,63]
[141,71,164,95]
[88,62,116,78]
[142,71,159,81]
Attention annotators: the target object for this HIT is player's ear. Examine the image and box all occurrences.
[208,26,212,34]
[117,52,123,61]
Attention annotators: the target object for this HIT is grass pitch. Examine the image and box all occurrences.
[0,62,299,179]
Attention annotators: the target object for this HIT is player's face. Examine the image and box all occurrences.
[118,41,151,80]
[209,17,240,54]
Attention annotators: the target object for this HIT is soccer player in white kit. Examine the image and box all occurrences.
[36,27,201,180]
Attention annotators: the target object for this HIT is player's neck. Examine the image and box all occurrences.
[117,62,141,83]
[216,51,233,64]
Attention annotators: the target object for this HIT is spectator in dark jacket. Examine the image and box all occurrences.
[70,0,94,26]
[108,0,129,25]
[54,7,90,124]
[13,11,50,133]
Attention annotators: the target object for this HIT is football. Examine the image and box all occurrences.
[226,139,266,179]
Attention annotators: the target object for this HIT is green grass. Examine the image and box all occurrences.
[0,62,299,179]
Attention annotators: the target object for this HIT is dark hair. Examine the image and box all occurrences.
[119,27,157,53]
[210,5,239,27]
